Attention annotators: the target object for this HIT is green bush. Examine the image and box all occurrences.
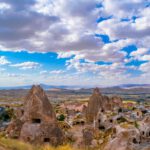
[134,121,139,128]
[0,108,14,122]
[57,114,65,121]
[117,117,127,124]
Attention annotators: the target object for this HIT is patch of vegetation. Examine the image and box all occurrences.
[134,121,139,129]
[0,137,34,150]
[117,116,127,124]
[120,122,134,129]
[123,100,136,104]
[0,137,76,150]
[0,108,15,122]
[57,114,65,121]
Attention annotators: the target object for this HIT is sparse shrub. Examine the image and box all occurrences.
[134,121,139,128]
[0,108,15,122]
[57,114,65,121]
[117,117,127,124]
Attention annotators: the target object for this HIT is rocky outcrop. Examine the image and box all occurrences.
[96,110,115,131]
[6,119,23,139]
[104,126,140,150]
[139,115,150,142]
[111,96,123,109]
[7,85,64,146]
[82,127,94,146]
[86,88,123,123]
[86,88,104,123]
[21,85,56,123]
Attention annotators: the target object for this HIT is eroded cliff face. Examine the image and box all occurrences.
[6,85,64,146]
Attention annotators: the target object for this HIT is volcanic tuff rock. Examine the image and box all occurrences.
[96,110,115,131]
[86,88,105,123]
[82,127,94,146]
[139,115,150,142]
[7,85,64,146]
[104,126,141,150]
[111,96,123,108]
[21,85,56,123]
[86,88,123,123]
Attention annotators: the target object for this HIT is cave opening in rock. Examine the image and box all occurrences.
[118,108,123,113]
[101,109,104,113]
[44,138,50,142]
[21,110,24,115]
[81,121,85,125]
[109,119,113,123]
[133,138,138,144]
[27,137,31,141]
[142,131,145,135]
[32,118,41,124]
[99,126,105,130]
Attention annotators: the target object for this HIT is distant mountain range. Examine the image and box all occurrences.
[0,83,150,90]
[112,84,150,89]
[0,84,78,90]
[0,84,150,102]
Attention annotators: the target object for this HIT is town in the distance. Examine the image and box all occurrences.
[0,85,149,150]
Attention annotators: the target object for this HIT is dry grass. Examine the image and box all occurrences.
[0,137,79,150]
[0,137,34,150]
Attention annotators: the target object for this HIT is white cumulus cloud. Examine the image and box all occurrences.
[0,56,10,65]
[10,61,40,70]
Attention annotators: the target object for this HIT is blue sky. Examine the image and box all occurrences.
[0,0,150,87]
[0,51,67,70]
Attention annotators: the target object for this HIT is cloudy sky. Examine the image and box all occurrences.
[0,0,150,87]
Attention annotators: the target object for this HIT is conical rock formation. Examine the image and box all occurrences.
[7,85,64,146]
[86,88,104,123]
[86,88,122,123]
[21,85,56,123]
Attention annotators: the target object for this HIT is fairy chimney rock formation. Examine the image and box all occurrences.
[7,85,64,146]
[21,85,56,123]
[86,88,104,123]
[86,88,123,123]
